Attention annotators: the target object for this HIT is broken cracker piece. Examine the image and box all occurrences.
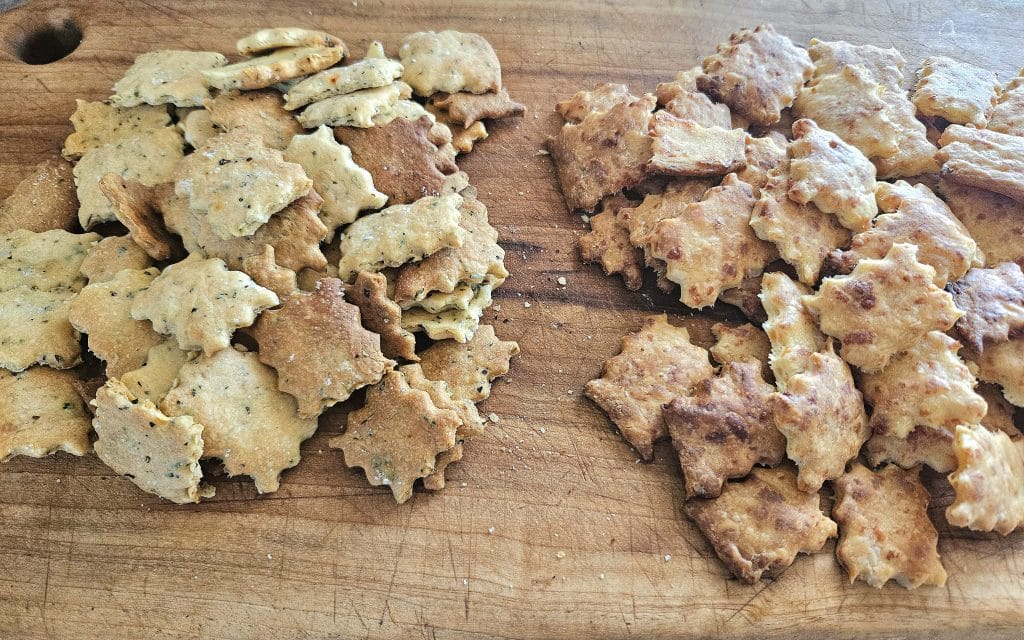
[949,262,1024,353]
[203,46,344,92]
[913,56,1000,127]
[63,100,172,160]
[205,89,302,151]
[297,81,411,128]
[0,157,79,234]
[946,424,1024,535]
[419,323,519,404]
[973,335,1024,407]
[648,111,747,177]
[343,271,418,362]
[939,125,1024,204]
[734,132,787,196]
[555,83,635,123]
[720,274,767,324]
[399,30,501,96]
[709,322,771,381]
[112,50,227,108]
[178,108,220,149]
[98,174,183,261]
[0,367,91,460]
[120,340,193,405]
[759,272,825,389]
[579,207,644,291]
[864,425,957,474]
[433,88,525,127]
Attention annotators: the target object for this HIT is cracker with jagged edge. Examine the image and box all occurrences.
[419,323,519,403]
[205,90,302,151]
[547,94,655,212]
[555,83,635,123]
[828,181,981,287]
[935,179,1024,268]
[939,125,1024,203]
[79,235,153,284]
[759,272,824,390]
[179,108,219,149]
[174,127,311,240]
[0,157,79,233]
[579,202,644,291]
[697,24,812,126]
[160,186,328,273]
[989,72,1024,137]
[130,256,279,355]
[618,178,714,268]
[432,88,525,127]
[651,174,774,309]
[283,57,404,110]
[804,243,962,373]
[400,363,484,441]
[426,103,489,154]
[253,277,393,417]
[241,245,297,299]
[297,81,412,128]
[329,369,459,503]
[648,111,747,177]
[93,379,209,504]
[750,166,851,286]
[833,463,947,589]
[62,100,173,160]
[734,132,787,196]
[236,27,344,55]
[656,66,702,101]
[806,38,905,87]
[873,96,941,179]
[665,361,784,498]
[973,335,1024,406]
[337,193,465,281]
[405,281,479,314]
[422,443,464,491]
[769,340,869,491]
[121,340,193,405]
[0,229,99,293]
[787,118,878,233]
[74,127,184,229]
[659,91,732,129]
[203,46,344,92]
[98,174,183,261]
[721,274,767,324]
[913,56,1000,127]
[0,287,80,372]
[709,322,771,381]
[865,425,958,473]
[343,271,418,362]
[334,113,457,205]
[162,347,317,494]
[111,50,227,108]
[283,126,387,239]
[947,424,1024,535]
[861,331,987,438]
[0,367,91,461]
[583,314,713,461]
[401,281,493,342]
[68,267,165,378]
[685,465,837,584]
[950,263,1024,353]
[793,64,901,159]
[399,30,501,96]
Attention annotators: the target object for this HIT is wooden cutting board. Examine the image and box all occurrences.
[2,1,1022,638]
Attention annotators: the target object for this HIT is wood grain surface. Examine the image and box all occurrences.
[2,1,1023,638]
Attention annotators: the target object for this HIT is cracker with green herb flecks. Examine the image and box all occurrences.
[284,57,404,110]
[0,157,80,234]
[120,340,194,405]
[62,100,173,160]
[297,82,412,128]
[79,235,153,284]
[112,50,227,108]
[400,363,484,440]
[236,27,345,55]
[0,367,92,461]
[401,281,494,342]
[0,229,100,294]
[0,287,81,372]
[399,30,501,96]
[203,46,344,92]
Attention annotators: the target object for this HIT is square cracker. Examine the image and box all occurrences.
[832,463,947,589]
[205,89,302,151]
[913,55,1000,127]
[583,314,713,461]
[284,57,404,110]
[203,46,344,92]
[62,99,172,160]
[0,367,91,460]
[947,423,1024,535]
[648,112,747,177]
[938,125,1024,204]
[949,262,1024,353]
[0,287,81,372]
[399,30,501,96]
[0,229,99,294]
[0,157,79,234]
[112,50,228,108]
[685,465,836,584]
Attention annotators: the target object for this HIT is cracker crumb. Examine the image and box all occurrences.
[557,276,567,286]
[267,554,273,560]
[488,526,495,534]
[599,573,605,580]
[524,301,531,308]
[556,550,566,559]
[664,554,672,562]
[488,412,500,423]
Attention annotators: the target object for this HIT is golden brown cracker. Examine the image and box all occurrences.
[698,24,812,126]
[578,208,644,291]
[720,274,767,324]
[555,83,636,123]
[236,27,344,55]
[806,39,906,89]
[432,88,525,127]
[864,425,957,474]
[329,369,459,503]
[399,30,501,96]
[618,178,714,269]
[939,125,1024,204]
[583,314,713,461]
[665,361,785,498]
[913,56,1000,127]
[972,335,1024,407]
[427,105,488,154]
[422,443,464,491]
[648,112,747,177]
[203,46,344,92]
[419,323,519,404]
[935,179,1024,268]
[734,132,787,196]
[399,363,484,440]
[804,243,962,373]
[833,463,947,589]
[685,465,837,584]
[0,367,91,460]
[112,50,227,108]
[62,99,173,160]
[660,91,732,129]
[240,245,298,299]
[205,89,302,151]
[98,174,184,261]
[253,277,393,417]
[759,272,825,389]
[0,157,79,234]
[344,271,418,362]
[769,341,869,491]
[0,287,81,372]
[947,424,1024,535]
[949,262,1024,354]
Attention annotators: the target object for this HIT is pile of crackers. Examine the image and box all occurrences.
[549,24,1024,588]
[0,27,524,504]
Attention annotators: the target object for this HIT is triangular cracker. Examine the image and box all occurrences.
[398,30,501,96]
[913,56,1000,127]
[419,323,519,403]
[0,157,79,233]
[947,424,1024,535]
[205,89,302,151]
[0,367,91,460]
[62,99,172,160]
[343,271,418,362]
[949,262,1024,353]
[203,46,344,92]
[759,272,824,389]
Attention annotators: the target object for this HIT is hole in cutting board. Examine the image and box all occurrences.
[15,17,81,64]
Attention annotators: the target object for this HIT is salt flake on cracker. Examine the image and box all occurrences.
[648,112,747,177]
[913,56,1000,127]
[236,27,345,55]
[399,30,501,96]
[62,100,172,160]
[344,271,418,362]
[0,368,91,460]
[949,262,1024,353]
[203,46,344,92]
[112,50,228,108]
[947,424,1024,535]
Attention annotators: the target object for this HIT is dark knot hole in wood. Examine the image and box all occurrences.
[15,17,81,64]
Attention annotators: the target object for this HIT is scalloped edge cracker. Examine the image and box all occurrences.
[399,30,501,96]
[112,50,228,108]
[0,367,92,460]
[203,46,344,92]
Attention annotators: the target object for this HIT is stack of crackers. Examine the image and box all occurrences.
[550,24,1024,588]
[0,27,524,505]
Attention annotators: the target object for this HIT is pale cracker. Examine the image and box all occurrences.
[112,50,228,108]
[236,27,344,55]
[162,347,318,493]
[759,272,823,390]
[401,281,493,342]
[935,178,1024,268]
[240,245,298,299]
[130,256,279,355]
[949,262,1024,353]
[62,99,172,160]
[648,111,747,177]
[0,367,91,460]
[296,81,411,128]
[0,229,99,293]
[283,125,387,239]
[74,127,184,229]
[418,323,519,403]
[0,157,79,233]
[787,118,878,232]
[284,57,404,110]
[0,287,80,372]
[120,340,193,405]
[555,83,635,123]
[179,108,219,149]
[872,95,940,179]
[988,72,1024,137]
[913,56,1000,127]
[938,125,1024,204]
[734,132,787,196]
[583,314,713,461]
[684,465,836,584]
[769,340,869,491]
[203,46,344,92]
[79,235,153,284]
[806,39,906,89]
[253,278,393,417]
[709,322,771,381]
[67,267,165,378]
[205,89,302,150]
[344,271,418,362]
[406,281,479,314]
[431,88,526,128]
[98,174,183,261]
[399,30,501,96]
[947,423,1024,535]
[973,335,1024,406]
[174,127,311,239]
[329,369,459,503]
[336,193,465,281]
[93,379,208,504]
